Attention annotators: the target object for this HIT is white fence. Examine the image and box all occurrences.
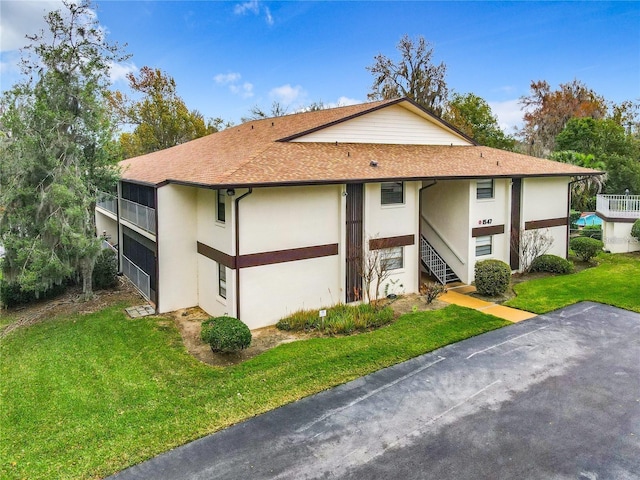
[596,194,640,219]
[96,192,118,215]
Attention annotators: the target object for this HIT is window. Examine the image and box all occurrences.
[475,236,492,256]
[381,182,404,205]
[121,181,155,208]
[218,262,227,299]
[476,179,494,200]
[217,190,226,223]
[381,247,403,270]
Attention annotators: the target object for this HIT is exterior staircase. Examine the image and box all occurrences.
[420,235,460,285]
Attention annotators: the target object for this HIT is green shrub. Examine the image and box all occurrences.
[579,225,602,240]
[530,254,574,274]
[0,281,67,308]
[276,303,394,335]
[474,259,511,297]
[570,236,603,262]
[93,248,118,290]
[200,316,251,353]
[631,219,640,240]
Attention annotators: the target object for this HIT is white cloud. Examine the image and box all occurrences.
[215,72,253,98]
[270,84,306,105]
[234,0,260,15]
[109,61,137,84]
[233,0,274,25]
[264,6,274,26]
[230,82,254,98]
[332,96,360,107]
[214,72,242,85]
[0,1,65,52]
[488,99,524,133]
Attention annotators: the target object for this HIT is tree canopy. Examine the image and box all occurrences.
[0,0,125,298]
[519,79,607,156]
[444,93,516,150]
[110,66,219,158]
[367,35,448,116]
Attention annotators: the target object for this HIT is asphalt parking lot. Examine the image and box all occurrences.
[111,302,640,480]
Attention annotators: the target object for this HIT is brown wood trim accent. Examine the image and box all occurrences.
[524,217,568,230]
[197,242,236,269]
[369,234,415,250]
[594,213,637,224]
[237,243,339,268]
[472,224,505,237]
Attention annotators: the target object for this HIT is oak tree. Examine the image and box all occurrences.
[0,0,126,298]
[367,35,448,116]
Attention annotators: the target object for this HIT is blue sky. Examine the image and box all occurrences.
[1,1,639,132]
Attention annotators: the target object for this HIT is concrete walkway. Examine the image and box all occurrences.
[440,285,536,322]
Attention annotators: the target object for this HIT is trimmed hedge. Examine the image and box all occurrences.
[200,316,251,353]
[570,236,603,262]
[632,219,640,240]
[530,254,574,274]
[475,259,511,297]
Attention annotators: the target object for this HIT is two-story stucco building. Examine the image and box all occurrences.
[95,98,599,329]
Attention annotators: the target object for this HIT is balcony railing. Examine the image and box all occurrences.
[96,192,117,215]
[122,255,151,300]
[596,194,640,219]
[120,198,156,234]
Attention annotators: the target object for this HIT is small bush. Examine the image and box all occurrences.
[570,236,603,262]
[421,282,447,304]
[200,316,251,353]
[93,248,118,290]
[631,219,640,240]
[475,259,511,297]
[569,210,581,229]
[530,254,573,274]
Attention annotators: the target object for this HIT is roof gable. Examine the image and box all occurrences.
[289,103,472,146]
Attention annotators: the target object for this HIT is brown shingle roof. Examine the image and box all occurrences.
[120,98,600,187]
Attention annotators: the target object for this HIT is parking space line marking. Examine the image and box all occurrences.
[466,326,548,359]
[296,356,446,433]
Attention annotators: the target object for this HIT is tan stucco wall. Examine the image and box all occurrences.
[364,181,420,298]
[157,184,198,313]
[95,209,118,246]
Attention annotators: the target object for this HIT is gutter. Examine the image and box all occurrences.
[234,188,253,321]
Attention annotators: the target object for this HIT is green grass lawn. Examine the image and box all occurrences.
[0,303,508,480]
[505,252,640,313]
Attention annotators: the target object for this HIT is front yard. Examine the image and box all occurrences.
[1,252,638,479]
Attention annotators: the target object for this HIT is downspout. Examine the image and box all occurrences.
[116,181,122,274]
[154,186,160,313]
[567,176,588,258]
[234,188,253,321]
[418,180,438,286]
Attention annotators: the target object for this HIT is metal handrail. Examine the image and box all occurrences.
[420,235,447,285]
[121,255,151,300]
[420,213,465,264]
[96,191,118,215]
[120,198,156,234]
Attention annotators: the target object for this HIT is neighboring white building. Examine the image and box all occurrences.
[95,98,600,330]
[596,194,640,253]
